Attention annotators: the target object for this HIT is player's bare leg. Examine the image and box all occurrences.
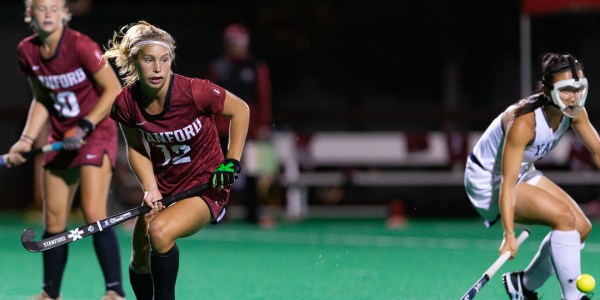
[79,154,112,222]
[508,178,590,299]
[131,214,152,273]
[148,196,212,252]
[35,168,79,299]
[44,168,79,232]
[127,212,154,300]
[80,154,125,299]
[533,177,592,240]
[147,196,212,299]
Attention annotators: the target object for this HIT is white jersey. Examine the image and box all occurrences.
[465,104,571,226]
[472,106,571,174]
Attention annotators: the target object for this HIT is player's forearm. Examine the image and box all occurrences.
[226,109,249,161]
[85,99,114,126]
[85,67,122,125]
[498,184,516,235]
[127,146,159,193]
[85,92,120,126]
[21,100,49,139]
[221,92,250,160]
[591,154,600,170]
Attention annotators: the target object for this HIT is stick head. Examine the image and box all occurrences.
[21,228,39,252]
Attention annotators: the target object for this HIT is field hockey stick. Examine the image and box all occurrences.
[0,142,63,167]
[460,229,530,300]
[21,183,209,252]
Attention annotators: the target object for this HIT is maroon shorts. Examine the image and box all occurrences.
[44,121,118,169]
[198,186,230,224]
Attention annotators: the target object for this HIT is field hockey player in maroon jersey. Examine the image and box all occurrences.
[106,21,249,299]
[7,0,125,299]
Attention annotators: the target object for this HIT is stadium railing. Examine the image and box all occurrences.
[269,131,600,219]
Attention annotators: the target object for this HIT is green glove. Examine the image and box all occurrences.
[210,159,241,187]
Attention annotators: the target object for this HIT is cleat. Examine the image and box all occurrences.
[502,271,539,300]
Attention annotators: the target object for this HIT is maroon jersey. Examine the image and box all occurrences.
[111,74,226,196]
[17,27,117,169]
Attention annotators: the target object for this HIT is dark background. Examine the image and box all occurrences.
[2,0,600,214]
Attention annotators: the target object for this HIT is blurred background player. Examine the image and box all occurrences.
[7,0,125,299]
[26,0,93,223]
[106,20,249,299]
[464,52,596,300]
[207,23,275,226]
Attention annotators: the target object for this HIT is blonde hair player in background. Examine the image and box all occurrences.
[8,0,125,299]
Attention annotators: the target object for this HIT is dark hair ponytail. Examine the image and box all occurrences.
[513,94,547,119]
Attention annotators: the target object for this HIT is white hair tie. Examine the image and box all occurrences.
[133,40,171,50]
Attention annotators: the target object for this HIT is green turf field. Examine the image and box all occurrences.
[0,213,598,299]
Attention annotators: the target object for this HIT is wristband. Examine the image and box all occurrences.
[79,118,95,133]
[20,134,34,144]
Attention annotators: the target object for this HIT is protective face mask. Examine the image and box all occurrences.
[550,77,588,118]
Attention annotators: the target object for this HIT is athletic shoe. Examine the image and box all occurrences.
[502,271,539,300]
[28,291,62,300]
[101,290,125,300]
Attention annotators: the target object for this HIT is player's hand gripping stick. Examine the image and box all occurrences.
[460,230,530,300]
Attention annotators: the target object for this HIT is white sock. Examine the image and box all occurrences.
[523,232,554,290]
[550,230,582,300]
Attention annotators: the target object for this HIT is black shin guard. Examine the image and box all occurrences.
[93,227,125,297]
[42,230,68,299]
[129,264,154,300]
[151,244,180,300]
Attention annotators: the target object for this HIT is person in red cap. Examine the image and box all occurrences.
[207,23,274,226]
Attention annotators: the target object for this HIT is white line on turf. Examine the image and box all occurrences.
[186,229,600,252]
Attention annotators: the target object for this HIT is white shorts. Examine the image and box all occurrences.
[464,155,543,227]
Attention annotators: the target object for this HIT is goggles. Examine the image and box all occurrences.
[550,77,588,118]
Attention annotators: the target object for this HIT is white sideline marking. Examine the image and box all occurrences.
[189,229,600,253]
